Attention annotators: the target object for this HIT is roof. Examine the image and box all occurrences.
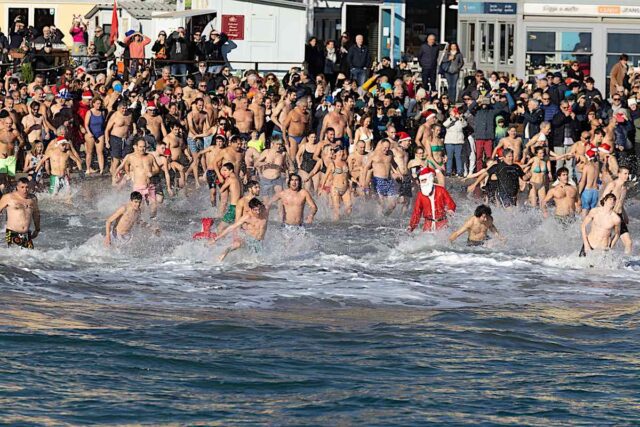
[86,0,175,20]
[153,9,217,18]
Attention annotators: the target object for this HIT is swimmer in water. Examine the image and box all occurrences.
[579,193,621,257]
[105,191,157,246]
[0,177,40,249]
[449,204,503,246]
[213,197,268,261]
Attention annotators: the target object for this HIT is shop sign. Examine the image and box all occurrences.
[459,2,517,15]
[222,15,245,40]
[523,3,640,18]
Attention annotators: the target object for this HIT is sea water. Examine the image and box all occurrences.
[0,179,639,425]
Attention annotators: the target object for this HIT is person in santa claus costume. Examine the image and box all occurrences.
[408,167,457,232]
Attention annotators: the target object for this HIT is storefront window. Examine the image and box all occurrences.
[480,22,494,64]
[607,33,640,96]
[526,31,591,79]
[499,23,514,66]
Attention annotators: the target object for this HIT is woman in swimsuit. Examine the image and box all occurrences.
[84,97,106,174]
[353,115,374,152]
[23,141,45,191]
[426,123,446,160]
[322,146,352,220]
[524,146,552,209]
[296,132,321,192]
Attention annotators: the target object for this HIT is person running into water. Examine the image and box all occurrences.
[600,166,632,254]
[105,191,157,246]
[35,137,83,196]
[449,204,503,246]
[213,197,268,261]
[542,167,579,222]
[217,162,242,233]
[268,174,318,228]
[580,193,621,256]
[578,148,600,218]
[0,177,40,248]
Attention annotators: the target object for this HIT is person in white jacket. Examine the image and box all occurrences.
[443,107,467,176]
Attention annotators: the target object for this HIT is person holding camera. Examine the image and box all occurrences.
[70,15,88,57]
[167,27,190,83]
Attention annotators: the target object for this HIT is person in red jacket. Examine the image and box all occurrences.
[408,167,456,232]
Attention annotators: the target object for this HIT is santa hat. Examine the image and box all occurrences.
[421,110,435,120]
[146,100,156,109]
[82,90,93,99]
[586,148,597,160]
[55,136,69,145]
[76,66,86,75]
[419,167,436,177]
[599,143,612,153]
[397,132,411,142]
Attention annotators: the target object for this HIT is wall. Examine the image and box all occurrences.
[207,0,306,72]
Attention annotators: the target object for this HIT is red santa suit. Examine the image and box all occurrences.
[408,168,456,232]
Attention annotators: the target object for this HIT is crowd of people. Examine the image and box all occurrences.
[0,23,635,260]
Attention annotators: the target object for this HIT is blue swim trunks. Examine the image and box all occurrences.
[372,176,398,197]
[581,188,599,210]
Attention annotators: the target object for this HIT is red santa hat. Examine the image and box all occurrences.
[598,143,612,153]
[55,135,69,145]
[397,132,411,142]
[421,110,436,121]
[419,167,436,177]
[76,66,86,75]
[147,100,156,109]
[82,90,93,99]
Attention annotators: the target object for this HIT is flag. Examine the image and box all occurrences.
[109,0,119,45]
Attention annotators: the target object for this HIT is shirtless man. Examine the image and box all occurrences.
[21,101,45,146]
[449,204,502,246]
[217,162,242,233]
[166,122,191,189]
[320,99,351,148]
[149,140,174,204]
[271,90,296,140]
[580,193,621,256]
[116,138,160,218]
[361,139,400,213]
[233,97,255,141]
[415,111,437,149]
[249,92,265,137]
[186,98,213,185]
[600,166,632,254]
[0,177,40,249]
[578,149,600,217]
[0,116,23,185]
[492,126,523,162]
[543,167,580,221]
[391,134,412,211]
[105,191,155,246]
[568,131,592,183]
[105,100,133,178]
[235,180,261,221]
[282,98,311,162]
[268,174,318,227]
[213,197,268,261]
[255,137,294,201]
[212,136,245,211]
[35,137,82,195]
[142,101,166,146]
[347,140,368,195]
[200,136,225,206]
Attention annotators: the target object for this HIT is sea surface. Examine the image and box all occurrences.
[1,179,639,425]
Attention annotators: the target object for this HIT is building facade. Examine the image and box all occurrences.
[459,0,640,95]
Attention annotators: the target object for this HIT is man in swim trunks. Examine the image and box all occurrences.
[543,167,579,222]
[166,122,192,189]
[212,135,245,207]
[580,193,621,256]
[200,136,225,207]
[391,132,412,212]
[268,174,318,227]
[105,191,157,246]
[115,138,160,217]
[282,97,310,162]
[578,148,600,217]
[35,137,82,195]
[105,100,133,179]
[347,140,368,196]
[320,98,352,149]
[255,137,294,201]
[186,97,213,186]
[449,204,502,246]
[213,197,268,261]
[150,141,174,204]
[600,166,632,254]
[235,180,261,221]
[0,177,40,249]
[361,139,400,214]
[233,96,255,141]
[218,162,241,233]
